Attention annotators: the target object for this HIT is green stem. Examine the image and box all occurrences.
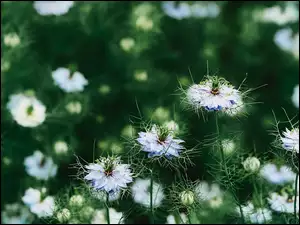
[149,170,154,224]
[187,210,192,224]
[106,193,110,224]
[294,174,298,222]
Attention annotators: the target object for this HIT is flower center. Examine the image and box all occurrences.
[39,157,46,167]
[287,198,294,203]
[26,105,34,116]
[210,88,220,95]
[104,170,113,177]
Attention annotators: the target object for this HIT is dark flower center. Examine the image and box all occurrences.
[39,157,46,167]
[210,88,220,95]
[26,105,34,115]
[104,170,113,177]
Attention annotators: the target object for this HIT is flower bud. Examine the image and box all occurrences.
[180,190,195,206]
[4,33,20,47]
[54,141,68,155]
[69,195,84,207]
[57,208,71,223]
[120,38,135,52]
[242,157,260,172]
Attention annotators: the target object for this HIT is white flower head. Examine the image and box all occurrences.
[238,202,272,224]
[194,181,223,208]
[162,1,192,20]
[166,213,188,224]
[274,28,299,59]
[24,150,58,180]
[131,178,164,208]
[268,191,299,214]
[281,127,299,153]
[22,188,55,218]
[54,140,68,155]
[242,156,261,173]
[4,33,20,48]
[221,139,236,155]
[260,163,296,185]
[1,203,33,224]
[84,156,133,194]
[186,76,242,113]
[191,2,220,18]
[136,124,185,159]
[292,84,299,108]
[33,1,74,16]
[52,67,88,93]
[91,208,124,224]
[7,93,46,128]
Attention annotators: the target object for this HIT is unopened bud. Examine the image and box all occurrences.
[180,190,195,206]
[69,195,84,207]
[57,208,71,223]
[242,157,260,172]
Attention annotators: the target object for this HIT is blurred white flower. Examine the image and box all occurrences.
[221,139,236,155]
[281,127,299,153]
[134,70,148,82]
[131,178,164,208]
[84,157,133,194]
[135,15,154,31]
[268,192,299,214]
[22,188,55,218]
[256,2,299,25]
[69,195,84,207]
[194,181,223,208]
[24,150,57,180]
[162,1,192,20]
[7,93,46,128]
[187,76,242,112]
[52,68,88,93]
[191,2,220,18]
[65,101,82,114]
[292,84,299,108]
[4,33,20,48]
[56,208,71,223]
[1,203,33,224]
[166,213,187,224]
[137,125,185,158]
[238,202,272,224]
[54,140,68,155]
[120,38,135,52]
[163,120,179,134]
[33,1,74,16]
[91,208,124,224]
[242,157,260,173]
[260,163,295,185]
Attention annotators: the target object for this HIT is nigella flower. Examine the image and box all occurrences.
[281,127,299,153]
[33,1,74,16]
[237,202,272,224]
[24,151,58,181]
[7,93,46,128]
[1,203,33,224]
[136,125,185,159]
[84,156,133,195]
[22,188,55,218]
[260,163,295,185]
[186,76,242,112]
[161,1,192,20]
[268,192,299,214]
[52,67,88,93]
[292,84,299,108]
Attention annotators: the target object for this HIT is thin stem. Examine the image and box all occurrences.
[187,210,192,224]
[149,170,154,224]
[106,193,110,224]
[294,174,298,222]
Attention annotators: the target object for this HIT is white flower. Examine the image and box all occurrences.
[131,178,164,208]
[186,77,242,112]
[256,3,299,25]
[52,68,88,93]
[268,192,299,214]
[84,157,133,194]
[4,33,20,47]
[24,151,57,180]
[1,203,33,224]
[65,101,82,114]
[69,195,84,207]
[191,2,220,18]
[56,208,71,223]
[281,127,299,153]
[162,1,192,20]
[33,1,74,16]
[194,181,223,208]
[166,213,188,224]
[91,208,124,224]
[260,163,295,185]
[7,93,46,127]
[137,125,185,158]
[22,188,55,218]
[238,202,272,224]
[242,157,260,173]
[221,139,236,155]
[292,84,299,108]
[120,38,135,52]
[54,141,68,155]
